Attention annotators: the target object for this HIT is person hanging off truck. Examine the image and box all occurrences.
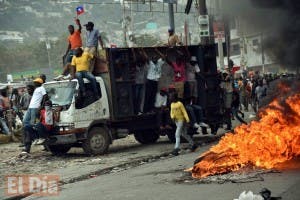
[54,18,82,81]
[70,47,100,99]
[155,47,187,100]
[142,48,163,113]
[54,20,103,100]
[22,100,58,154]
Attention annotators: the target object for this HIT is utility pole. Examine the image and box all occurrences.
[198,0,207,15]
[198,0,209,45]
[261,32,265,74]
[122,3,128,47]
[215,0,224,70]
[168,1,175,31]
[238,17,247,73]
[225,15,231,71]
[45,37,52,79]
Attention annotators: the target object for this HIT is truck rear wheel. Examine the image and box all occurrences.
[47,144,71,155]
[134,130,159,144]
[82,127,110,155]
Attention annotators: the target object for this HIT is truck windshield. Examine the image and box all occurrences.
[44,81,77,106]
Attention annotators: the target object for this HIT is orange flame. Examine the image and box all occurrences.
[190,81,300,179]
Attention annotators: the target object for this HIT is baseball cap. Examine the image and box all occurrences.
[84,21,94,27]
[33,78,43,84]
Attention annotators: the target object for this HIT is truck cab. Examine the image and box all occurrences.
[44,75,167,155]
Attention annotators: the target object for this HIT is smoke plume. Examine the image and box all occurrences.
[219,0,300,71]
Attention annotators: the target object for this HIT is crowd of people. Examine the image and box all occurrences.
[0,74,57,154]
[0,82,35,135]
[220,69,270,131]
[0,17,273,157]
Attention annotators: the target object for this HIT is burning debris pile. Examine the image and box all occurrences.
[190,81,300,179]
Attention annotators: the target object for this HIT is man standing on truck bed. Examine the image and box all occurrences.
[84,21,104,72]
[132,48,147,114]
[71,47,99,99]
[142,48,163,113]
[167,28,182,47]
[54,19,82,81]
[155,48,186,99]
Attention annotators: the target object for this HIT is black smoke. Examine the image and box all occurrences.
[219,0,300,71]
[252,0,300,69]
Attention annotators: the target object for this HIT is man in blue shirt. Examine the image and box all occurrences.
[83,21,104,71]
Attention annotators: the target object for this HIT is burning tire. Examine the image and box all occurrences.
[46,144,71,155]
[82,127,110,155]
[134,130,159,144]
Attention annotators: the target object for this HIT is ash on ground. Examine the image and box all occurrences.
[173,169,281,184]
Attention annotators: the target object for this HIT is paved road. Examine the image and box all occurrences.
[25,145,300,200]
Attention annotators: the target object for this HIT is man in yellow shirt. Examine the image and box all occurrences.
[71,48,99,98]
[170,94,197,156]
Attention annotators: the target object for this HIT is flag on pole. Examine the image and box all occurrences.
[76,6,84,16]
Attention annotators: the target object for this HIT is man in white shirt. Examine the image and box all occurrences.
[23,78,47,126]
[142,49,163,113]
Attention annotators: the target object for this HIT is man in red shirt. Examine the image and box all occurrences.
[54,19,82,80]
[0,89,11,135]
[155,49,186,99]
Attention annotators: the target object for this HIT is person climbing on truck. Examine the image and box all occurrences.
[71,47,100,99]
[184,96,209,133]
[132,48,147,114]
[142,48,163,113]
[155,48,187,99]
[54,19,82,81]
[22,100,57,154]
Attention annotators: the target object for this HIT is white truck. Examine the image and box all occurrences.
[43,45,221,155]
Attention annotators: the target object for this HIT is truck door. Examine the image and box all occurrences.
[73,79,109,128]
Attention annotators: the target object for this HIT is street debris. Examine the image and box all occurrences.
[234,191,263,200]
[234,188,282,200]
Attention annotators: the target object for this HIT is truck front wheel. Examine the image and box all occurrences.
[134,131,159,144]
[82,127,110,155]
